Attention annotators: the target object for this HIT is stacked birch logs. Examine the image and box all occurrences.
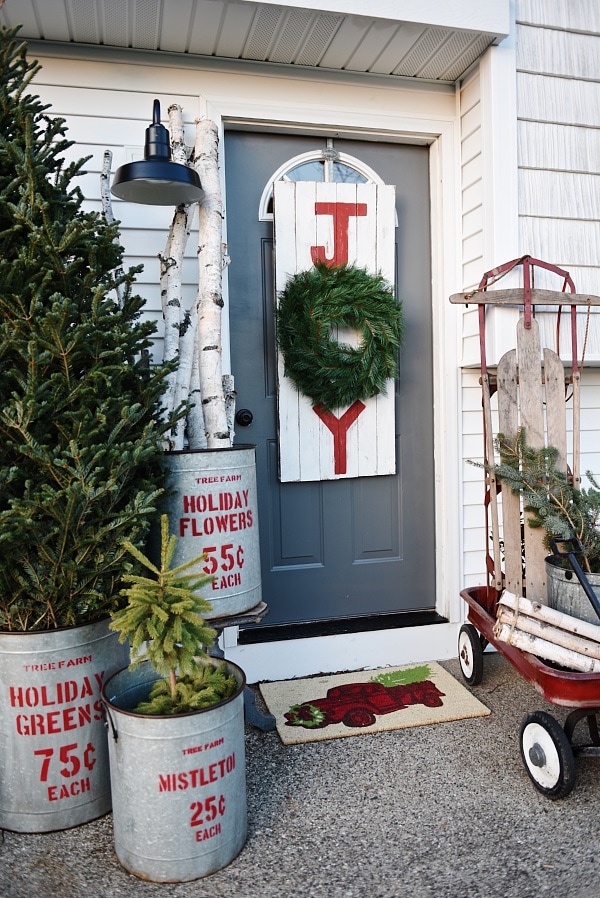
[103,106,234,451]
[158,108,234,451]
[495,592,600,672]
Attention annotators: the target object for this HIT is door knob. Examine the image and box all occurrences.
[235,408,253,427]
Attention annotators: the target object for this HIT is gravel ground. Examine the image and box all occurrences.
[2,653,599,898]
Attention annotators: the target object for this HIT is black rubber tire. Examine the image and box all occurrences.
[457,623,484,686]
[519,710,576,799]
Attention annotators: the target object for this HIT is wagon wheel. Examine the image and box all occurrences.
[458,624,484,686]
[519,710,576,799]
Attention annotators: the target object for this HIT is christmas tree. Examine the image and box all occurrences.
[0,26,177,630]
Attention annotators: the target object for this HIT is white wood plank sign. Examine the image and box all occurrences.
[274,180,397,482]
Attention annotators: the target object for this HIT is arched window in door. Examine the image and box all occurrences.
[258,140,385,221]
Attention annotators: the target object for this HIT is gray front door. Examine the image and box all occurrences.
[225,132,435,630]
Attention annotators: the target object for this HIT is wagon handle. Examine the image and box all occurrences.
[549,537,600,621]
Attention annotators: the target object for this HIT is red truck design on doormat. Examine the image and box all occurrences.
[284,665,445,729]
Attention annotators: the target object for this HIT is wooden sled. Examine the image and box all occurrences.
[450,255,600,798]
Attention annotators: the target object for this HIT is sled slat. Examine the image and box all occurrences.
[497,350,522,595]
[516,318,548,600]
[544,348,567,474]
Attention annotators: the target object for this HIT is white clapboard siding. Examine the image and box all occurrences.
[518,73,600,128]
[516,5,600,305]
[457,65,485,371]
[518,0,600,32]
[459,66,484,292]
[519,170,600,221]
[517,24,600,81]
[519,218,600,268]
[518,121,600,175]
[274,180,396,482]
[457,66,488,585]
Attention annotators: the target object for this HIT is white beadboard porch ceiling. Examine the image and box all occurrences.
[1,0,509,83]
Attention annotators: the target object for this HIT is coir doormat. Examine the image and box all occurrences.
[259,662,490,745]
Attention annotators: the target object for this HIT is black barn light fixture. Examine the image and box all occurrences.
[111,99,203,205]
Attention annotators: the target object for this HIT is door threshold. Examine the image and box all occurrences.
[238,611,447,645]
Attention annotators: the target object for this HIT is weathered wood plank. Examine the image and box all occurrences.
[497,349,523,595]
[517,318,548,600]
[544,348,567,472]
[518,318,545,447]
[450,288,600,306]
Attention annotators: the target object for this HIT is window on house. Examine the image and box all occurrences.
[259,143,383,221]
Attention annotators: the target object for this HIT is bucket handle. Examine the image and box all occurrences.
[100,698,119,742]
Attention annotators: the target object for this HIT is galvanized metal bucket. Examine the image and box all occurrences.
[546,557,600,625]
[102,659,247,882]
[0,618,129,833]
[161,445,262,618]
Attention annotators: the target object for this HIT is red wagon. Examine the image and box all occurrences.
[451,257,600,798]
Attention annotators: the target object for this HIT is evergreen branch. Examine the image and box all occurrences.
[0,26,185,629]
[473,429,600,574]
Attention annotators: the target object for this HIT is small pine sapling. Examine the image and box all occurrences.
[110,515,237,714]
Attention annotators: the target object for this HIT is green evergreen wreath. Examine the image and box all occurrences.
[276,261,403,411]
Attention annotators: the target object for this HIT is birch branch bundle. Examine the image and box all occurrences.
[495,591,600,672]
[106,108,232,451]
[159,203,194,448]
[159,105,205,450]
[168,102,189,165]
[100,149,124,307]
[185,356,205,449]
[193,118,231,449]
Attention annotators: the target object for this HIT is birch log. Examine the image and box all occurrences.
[175,307,206,449]
[495,609,600,660]
[223,373,236,444]
[159,206,193,448]
[193,119,231,448]
[494,622,600,672]
[495,590,600,671]
[185,356,206,449]
[159,105,197,449]
[100,149,124,307]
[498,592,600,643]
[168,103,189,165]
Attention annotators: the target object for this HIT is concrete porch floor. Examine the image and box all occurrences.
[2,654,599,898]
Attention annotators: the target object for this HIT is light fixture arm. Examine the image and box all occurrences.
[145,100,171,161]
